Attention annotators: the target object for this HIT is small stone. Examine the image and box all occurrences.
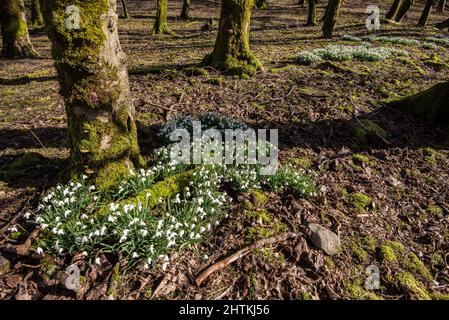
[0,255,11,275]
[308,223,341,256]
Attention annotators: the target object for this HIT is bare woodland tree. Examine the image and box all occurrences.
[0,0,38,58]
[203,0,262,77]
[418,0,435,27]
[322,0,343,39]
[153,0,172,34]
[42,0,144,189]
[180,0,190,19]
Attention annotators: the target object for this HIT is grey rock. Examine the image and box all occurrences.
[0,254,11,275]
[308,223,341,256]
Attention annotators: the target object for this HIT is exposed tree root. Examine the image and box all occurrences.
[195,232,297,286]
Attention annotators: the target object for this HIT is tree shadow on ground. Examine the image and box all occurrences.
[1,105,448,191]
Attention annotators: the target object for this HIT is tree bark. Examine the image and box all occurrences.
[202,0,262,77]
[152,0,172,34]
[0,0,38,58]
[437,0,446,12]
[387,81,449,125]
[306,0,317,26]
[386,0,402,20]
[42,0,144,190]
[418,0,435,27]
[322,0,343,39]
[121,0,130,18]
[298,0,305,6]
[394,0,414,22]
[30,0,44,26]
[180,0,190,19]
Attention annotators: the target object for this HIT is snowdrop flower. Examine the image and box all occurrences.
[89,185,96,191]
[81,251,88,256]
[24,211,32,219]
[81,214,88,219]
[95,257,101,265]
[9,226,18,233]
[64,210,71,218]
[132,252,139,259]
[36,247,44,255]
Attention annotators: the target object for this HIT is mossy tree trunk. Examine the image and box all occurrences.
[322,0,343,39]
[394,0,414,22]
[30,0,44,26]
[437,0,446,12]
[121,0,130,18]
[203,0,262,77]
[387,81,449,125]
[418,0,435,27]
[386,0,402,20]
[0,0,38,58]
[180,0,190,20]
[152,0,172,34]
[306,0,317,26]
[42,0,144,190]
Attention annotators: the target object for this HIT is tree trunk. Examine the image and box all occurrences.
[418,0,435,27]
[152,0,172,34]
[0,0,38,58]
[42,0,144,190]
[437,0,446,12]
[322,0,343,39]
[387,81,449,125]
[386,0,402,20]
[299,0,305,6]
[255,0,269,9]
[180,0,190,19]
[394,0,414,22]
[306,0,317,26]
[202,0,262,77]
[30,0,44,26]
[121,0,130,18]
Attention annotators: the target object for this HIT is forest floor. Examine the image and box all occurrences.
[0,0,448,300]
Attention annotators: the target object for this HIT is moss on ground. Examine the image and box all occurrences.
[350,192,373,213]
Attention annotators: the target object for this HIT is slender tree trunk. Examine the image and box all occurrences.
[30,0,44,26]
[203,0,262,77]
[299,0,305,5]
[180,0,190,19]
[322,0,343,39]
[437,0,446,12]
[387,81,449,124]
[152,0,172,34]
[418,0,435,27]
[306,0,317,26]
[121,0,130,18]
[395,0,414,22]
[42,0,144,190]
[0,0,37,58]
[386,0,402,20]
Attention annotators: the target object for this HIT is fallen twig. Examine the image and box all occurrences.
[195,232,297,286]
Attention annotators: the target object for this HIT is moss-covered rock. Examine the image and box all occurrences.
[402,253,433,280]
[394,271,431,300]
[351,119,388,146]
